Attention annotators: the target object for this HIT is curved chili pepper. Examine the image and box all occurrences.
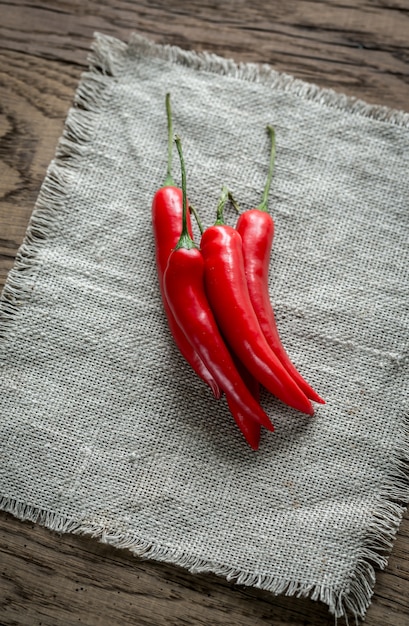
[164,137,274,444]
[151,94,220,399]
[235,126,324,404]
[201,188,314,416]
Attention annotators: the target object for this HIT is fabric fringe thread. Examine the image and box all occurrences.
[1,31,409,624]
[0,33,126,339]
[1,488,408,625]
[127,32,409,128]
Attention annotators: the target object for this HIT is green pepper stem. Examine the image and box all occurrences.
[228,191,240,214]
[174,135,197,250]
[189,204,204,235]
[214,186,230,225]
[163,93,174,187]
[256,125,276,213]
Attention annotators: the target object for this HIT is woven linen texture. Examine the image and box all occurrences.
[0,33,408,621]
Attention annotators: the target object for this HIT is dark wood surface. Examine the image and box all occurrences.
[1,2,408,624]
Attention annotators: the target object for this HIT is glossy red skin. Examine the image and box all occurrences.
[231,357,261,449]
[229,396,261,450]
[163,246,275,435]
[152,186,220,399]
[201,224,314,416]
[236,209,324,404]
[152,186,193,285]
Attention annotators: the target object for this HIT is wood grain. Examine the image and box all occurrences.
[0,509,408,626]
[0,1,408,624]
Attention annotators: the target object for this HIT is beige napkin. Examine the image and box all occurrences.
[1,33,408,621]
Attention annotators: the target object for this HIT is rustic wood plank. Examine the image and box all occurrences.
[0,512,337,626]
[0,1,408,624]
[0,0,408,109]
[0,48,79,285]
[0,510,408,626]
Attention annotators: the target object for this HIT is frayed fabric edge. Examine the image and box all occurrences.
[0,34,126,338]
[125,31,409,128]
[0,31,408,625]
[1,493,407,625]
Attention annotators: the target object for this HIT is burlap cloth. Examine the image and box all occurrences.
[1,33,408,622]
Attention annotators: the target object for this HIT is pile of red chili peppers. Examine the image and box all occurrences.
[151,94,325,450]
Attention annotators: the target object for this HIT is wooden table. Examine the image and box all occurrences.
[1,2,408,624]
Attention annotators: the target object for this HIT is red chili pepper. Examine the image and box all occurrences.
[201,187,314,415]
[235,126,325,404]
[152,94,220,399]
[231,359,261,449]
[164,137,274,446]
